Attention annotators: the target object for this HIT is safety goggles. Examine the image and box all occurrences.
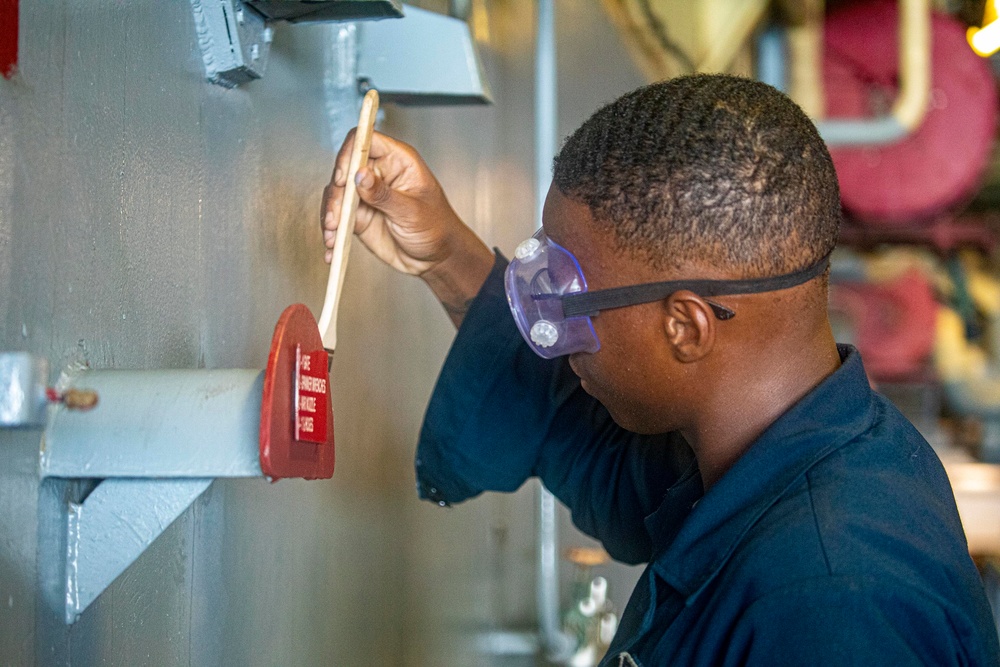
[504,228,831,359]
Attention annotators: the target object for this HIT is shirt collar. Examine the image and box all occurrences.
[647,345,877,602]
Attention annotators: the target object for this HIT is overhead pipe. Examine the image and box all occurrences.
[756,26,787,93]
[696,0,771,74]
[787,0,932,147]
[781,0,825,118]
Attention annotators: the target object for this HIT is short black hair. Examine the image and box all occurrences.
[552,74,841,278]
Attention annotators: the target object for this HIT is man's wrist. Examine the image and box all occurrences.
[420,227,494,328]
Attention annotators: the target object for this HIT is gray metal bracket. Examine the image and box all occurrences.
[357,4,492,105]
[191,0,406,89]
[38,367,265,623]
[63,478,213,624]
[191,0,274,88]
[0,354,270,624]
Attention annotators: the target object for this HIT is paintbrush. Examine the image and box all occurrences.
[317,89,380,369]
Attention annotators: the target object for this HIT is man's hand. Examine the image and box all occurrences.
[321,130,494,327]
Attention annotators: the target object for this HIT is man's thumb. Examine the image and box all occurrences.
[355,168,393,209]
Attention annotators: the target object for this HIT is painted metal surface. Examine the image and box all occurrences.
[41,369,263,478]
[191,0,273,87]
[0,353,47,428]
[63,478,213,624]
[357,4,492,105]
[0,0,646,664]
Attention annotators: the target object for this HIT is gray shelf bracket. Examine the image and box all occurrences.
[192,0,405,88]
[38,367,265,623]
[0,354,267,624]
[64,478,213,624]
[357,4,492,105]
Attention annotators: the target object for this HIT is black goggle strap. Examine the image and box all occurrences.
[561,253,831,319]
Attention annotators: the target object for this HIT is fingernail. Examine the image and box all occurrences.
[334,168,343,184]
[356,170,373,189]
[324,230,334,241]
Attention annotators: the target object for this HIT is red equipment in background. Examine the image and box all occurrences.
[830,269,939,380]
[824,0,998,226]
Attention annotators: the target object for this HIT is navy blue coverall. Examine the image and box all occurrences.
[415,255,1000,666]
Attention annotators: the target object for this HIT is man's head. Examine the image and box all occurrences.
[552,74,841,279]
[543,75,842,436]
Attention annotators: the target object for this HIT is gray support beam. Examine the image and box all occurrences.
[42,369,264,479]
[357,4,492,105]
[63,478,213,624]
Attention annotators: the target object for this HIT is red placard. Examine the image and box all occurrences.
[294,346,329,443]
[260,304,335,481]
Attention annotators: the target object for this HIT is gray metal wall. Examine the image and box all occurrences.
[0,1,644,664]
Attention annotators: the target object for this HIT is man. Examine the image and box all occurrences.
[322,75,1000,665]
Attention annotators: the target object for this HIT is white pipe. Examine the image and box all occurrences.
[812,0,931,146]
[535,0,575,660]
[0,353,49,428]
[535,0,556,232]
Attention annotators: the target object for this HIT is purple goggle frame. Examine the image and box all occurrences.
[504,228,831,359]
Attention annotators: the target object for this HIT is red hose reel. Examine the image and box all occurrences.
[824,0,998,225]
[830,268,939,380]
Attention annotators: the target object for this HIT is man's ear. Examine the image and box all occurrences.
[663,291,716,362]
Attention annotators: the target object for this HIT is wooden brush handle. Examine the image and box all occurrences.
[318,89,380,352]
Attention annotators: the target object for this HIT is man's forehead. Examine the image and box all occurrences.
[541,187,727,286]
[541,188,640,287]
[542,193,595,260]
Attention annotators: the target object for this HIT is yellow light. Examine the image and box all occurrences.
[969,21,1000,57]
[969,0,1000,57]
[988,0,1000,26]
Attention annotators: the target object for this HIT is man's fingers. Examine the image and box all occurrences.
[333,130,402,186]
[323,189,340,232]
[332,128,357,186]
[320,183,335,230]
[366,131,408,161]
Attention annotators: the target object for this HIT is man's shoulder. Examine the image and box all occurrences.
[805,394,966,567]
[717,456,997,663]
[730,398,973,605]
[726,573,999,667]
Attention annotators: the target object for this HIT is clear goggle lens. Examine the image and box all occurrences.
[504,229,600,359]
